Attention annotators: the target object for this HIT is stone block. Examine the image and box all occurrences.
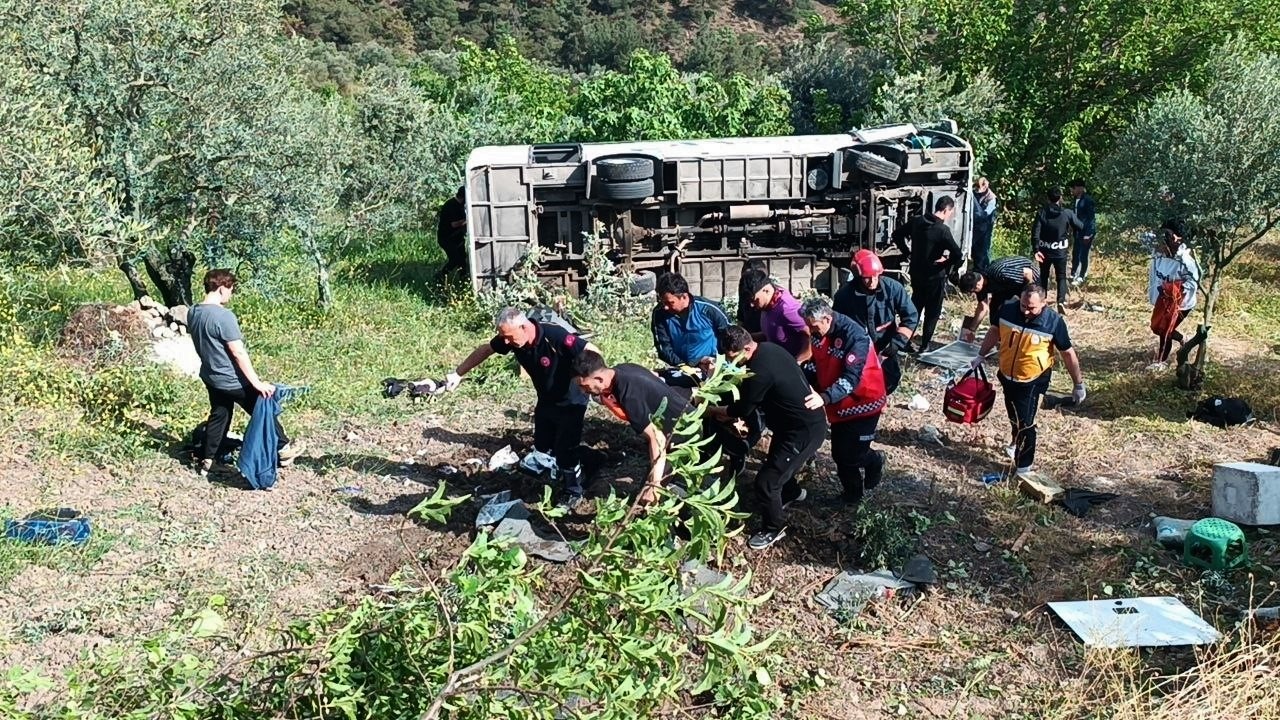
[1017,470,1064,504]
[1212,462,1280,526]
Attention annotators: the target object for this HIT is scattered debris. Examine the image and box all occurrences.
[973,540,993,553]
[1017,470,1064,504]
[345,431,362,442]
[916,340,985,373]
[896,554,937,585]
[1048,597,1222,648]
[1059,489,1119,518]
[4,508,91,546]
[815,570,914,619]
[979,471,1004,486]
[917,425,944,446]
[1152,516,1197,549]
[1083,301,1106,312]
[436,464,460,477]
[475,491,524,528]
[488,445,520,472]
[1182,518,1249,571]
[907,394,930,412]
[1251,606,1280,622]
[332,485,363,496]
[474,490,576,563]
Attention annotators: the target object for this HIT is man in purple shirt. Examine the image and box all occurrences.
[743,271,811,362]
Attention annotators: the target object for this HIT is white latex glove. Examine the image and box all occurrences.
[968,355,984,372]
[444,372,463,392]
[804,391,825,410]
[1072,382,1087,405]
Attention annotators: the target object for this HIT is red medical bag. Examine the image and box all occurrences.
[944,364,996,424]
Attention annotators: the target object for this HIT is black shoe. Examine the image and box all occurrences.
[863,451,885,491]
[841,490,864,508]
[781,487,807,510]
[748,528,786,550]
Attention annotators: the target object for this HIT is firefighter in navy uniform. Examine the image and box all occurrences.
[444,307,603,505]
[832,249,918,395]
[799,297,888,507]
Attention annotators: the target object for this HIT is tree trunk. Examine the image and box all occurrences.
[142,245,196,307]
[117,258,151,301]
[302,233,333,310]
[1176,263,1220,391]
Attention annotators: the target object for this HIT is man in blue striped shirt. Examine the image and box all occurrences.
[651,272,731,368]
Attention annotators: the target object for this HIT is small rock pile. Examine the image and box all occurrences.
[115,295,191,340]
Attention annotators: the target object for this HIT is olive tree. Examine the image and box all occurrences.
[0,0,322,306]
[1100,40,1280,385]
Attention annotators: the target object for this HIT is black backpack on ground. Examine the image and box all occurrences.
[1188,396,1255,428]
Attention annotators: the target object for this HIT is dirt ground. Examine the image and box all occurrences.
[3,272,1280,716]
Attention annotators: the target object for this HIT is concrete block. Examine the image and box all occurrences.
[1017,470,1063,504]
[1212,462,1280,526]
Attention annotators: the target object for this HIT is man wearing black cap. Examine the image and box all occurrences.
[1069,180,1097,286]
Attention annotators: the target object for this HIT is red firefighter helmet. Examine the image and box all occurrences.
[851,249,884,278]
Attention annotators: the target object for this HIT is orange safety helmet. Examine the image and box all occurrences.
[851,249,884,278]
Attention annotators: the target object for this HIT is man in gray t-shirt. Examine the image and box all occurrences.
[188,269,298,476]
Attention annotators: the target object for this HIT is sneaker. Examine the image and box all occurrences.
[1055,302,1066,314]
[1005,444,1017,460]
[558,493,586,513]
[1071,276,1084,288]
[519,450,557,477]
[781,488,807,510]
[278,442,304,467]
[1015,465,1034,476]
[863,451,885,491]
[748,528,786,550]
[841,489,865,508]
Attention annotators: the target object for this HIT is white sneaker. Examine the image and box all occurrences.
[1015,466,1034,476]
[1071,276,1084,288]
[1005,444,1016,460]
[519,450,557,476]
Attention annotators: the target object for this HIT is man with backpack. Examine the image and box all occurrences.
[833,249,918,394]
[1031,188,1085,312]
[1147,219,1200,371]
[799,297,888,507]
[972,285,1085,474]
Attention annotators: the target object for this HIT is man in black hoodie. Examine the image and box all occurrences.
[893,195,963,353]
[1031,188,1084,311]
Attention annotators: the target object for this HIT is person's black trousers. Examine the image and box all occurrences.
[438,232,468,277]
[830,414,882,501]
[533,402,587,491]
[1071,237,1093,280]
[755,424,825,533]
[911,275,947,351]
[1039,255,1069,306]
[1156,309,1191,362]
[998,371,1051,470]
[202,384,289,462]
[881,352,902,395]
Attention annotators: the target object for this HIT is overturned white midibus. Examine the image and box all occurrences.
[464,122,974,299]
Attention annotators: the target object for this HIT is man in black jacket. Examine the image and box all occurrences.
[1031,188,1084,311]
[893,196,963,353]
[707,326,827,551]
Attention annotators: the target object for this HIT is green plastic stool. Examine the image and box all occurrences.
[1182,518,1248,571]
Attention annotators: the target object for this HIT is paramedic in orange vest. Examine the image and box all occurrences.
[799,297,888,506]
[972,285,1085,474]
[1147,219,1200,371]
